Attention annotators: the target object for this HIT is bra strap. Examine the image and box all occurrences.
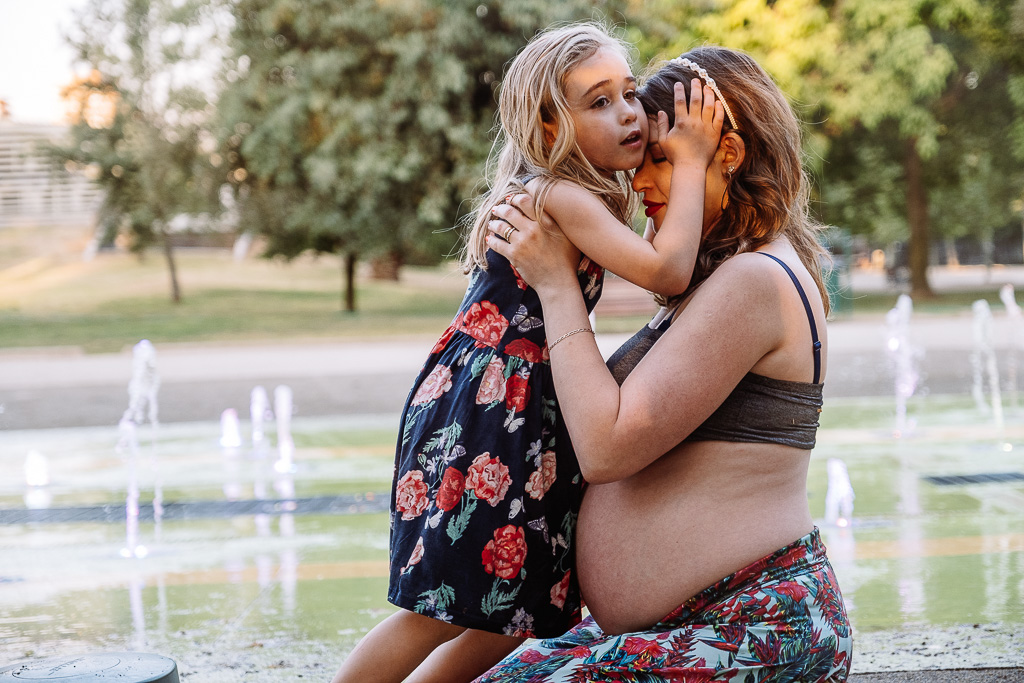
[758,252,822,384]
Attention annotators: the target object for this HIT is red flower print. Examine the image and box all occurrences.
[622,636,667,659]
[504,372,531,412]
[395,470,429,521]
[773,582,809,602]
[405,537,424,569]
[411,365,453,405]
[517,649,546,664]
[525,450,557,500]
[465,453,511,507]
[704,623,744,653]
[459,300,508,348]
[504,338,545,363]
[581,257,602,279]
[550,570,571,609]
[430,319,460,354]
[751,630,784,665]
[435,467,465,512]
[475,356,507,405]
[482,524,527,579]
[565,645,592,658]
[510,266,527,290]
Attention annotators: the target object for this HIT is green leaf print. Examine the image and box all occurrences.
[470,350,494,379]
[504,356,522,378]
[542,397,557,424]
[480,578,522,618]
[415,582,456,615]
[446,493,478,544]
[423,421,463,457]
[401,407,420,447]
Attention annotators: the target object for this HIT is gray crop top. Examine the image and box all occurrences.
[605,253,824,450]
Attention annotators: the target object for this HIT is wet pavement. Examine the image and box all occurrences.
[2,298,1024,679]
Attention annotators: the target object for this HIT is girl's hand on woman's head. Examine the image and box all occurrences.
[656,78,724,169]
[487,193,581,294]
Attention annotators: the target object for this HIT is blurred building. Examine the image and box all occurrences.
[0,117,103,229]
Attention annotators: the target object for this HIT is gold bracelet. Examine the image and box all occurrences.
[547,327,594,351]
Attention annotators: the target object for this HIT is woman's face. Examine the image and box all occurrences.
[631,117,727,234]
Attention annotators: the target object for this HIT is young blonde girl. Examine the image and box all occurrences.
[331,22,723,683]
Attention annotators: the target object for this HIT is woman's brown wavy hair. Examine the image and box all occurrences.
[638,46,830,315]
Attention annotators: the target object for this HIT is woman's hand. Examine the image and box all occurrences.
[656,78,724,169]
[486,193,581,295]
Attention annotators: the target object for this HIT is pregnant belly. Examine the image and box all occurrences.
[575,453,813,634]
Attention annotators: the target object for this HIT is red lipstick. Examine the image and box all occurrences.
[643,201,664,217]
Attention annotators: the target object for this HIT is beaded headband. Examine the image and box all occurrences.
[670,57,739,130]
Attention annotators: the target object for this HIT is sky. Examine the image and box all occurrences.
[0,0,89,123]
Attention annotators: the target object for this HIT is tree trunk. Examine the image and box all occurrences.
[158,223,182,304]
[905,139,934,299]
[370,250,403,280]
[342,251,357,312]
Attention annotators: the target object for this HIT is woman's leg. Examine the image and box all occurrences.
[330,609,465,683]
[405,628,525,683]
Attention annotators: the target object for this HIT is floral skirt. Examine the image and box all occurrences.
[473,528,852,682]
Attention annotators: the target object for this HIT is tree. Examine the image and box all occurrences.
[821,0,1016,297]
[216,0,630,311]
[52,0,226,303]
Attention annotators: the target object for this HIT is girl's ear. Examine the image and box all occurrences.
[542,119,558,147]
[720,130,746,174]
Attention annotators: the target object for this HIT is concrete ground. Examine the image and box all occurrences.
[2,265,1024,680]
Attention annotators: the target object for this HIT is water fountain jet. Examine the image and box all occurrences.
[825,458,855,527]
[886,294,919,437]
[118,340,160,559]
[971,299,1004,430]
[999,284,1022,411]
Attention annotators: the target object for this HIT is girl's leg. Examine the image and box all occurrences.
[330,608,466,683]
[405,628,525,683]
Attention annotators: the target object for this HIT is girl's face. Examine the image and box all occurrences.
[632,122,727,234]
[554,47,646,173]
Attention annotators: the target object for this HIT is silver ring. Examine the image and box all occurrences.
[503,225,516,242]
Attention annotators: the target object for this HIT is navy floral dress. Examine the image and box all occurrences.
[388,245,604,638]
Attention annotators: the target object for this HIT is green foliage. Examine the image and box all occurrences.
[48,0,226,302]
[216,0,631,276]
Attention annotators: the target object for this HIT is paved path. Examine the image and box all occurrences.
[0,308,1011,430]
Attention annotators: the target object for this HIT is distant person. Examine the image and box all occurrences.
[477,46,852,681]
[329,22,723,683]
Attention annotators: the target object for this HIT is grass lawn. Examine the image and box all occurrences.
[1,226,1011,352]
[0,242,659,352]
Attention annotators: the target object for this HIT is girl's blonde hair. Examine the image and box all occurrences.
[638,46,831,315]
[461,22,639,272]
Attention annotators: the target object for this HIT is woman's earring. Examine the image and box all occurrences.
[726,165,735,179]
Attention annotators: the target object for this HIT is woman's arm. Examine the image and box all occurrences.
[486,204,786,484]
[532,80,723,297]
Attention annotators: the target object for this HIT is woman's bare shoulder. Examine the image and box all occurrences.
[689,251,785,307]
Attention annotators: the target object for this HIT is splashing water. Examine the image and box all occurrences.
[250,385,271,445]
[1000,284,1022,410]
[219,408,242,448]
[23,449,52,509]
[118,339,161,559]
[824,458,855,527]
[971,299,1004,430]
[886,294,919,437]
[274,385,295,474]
